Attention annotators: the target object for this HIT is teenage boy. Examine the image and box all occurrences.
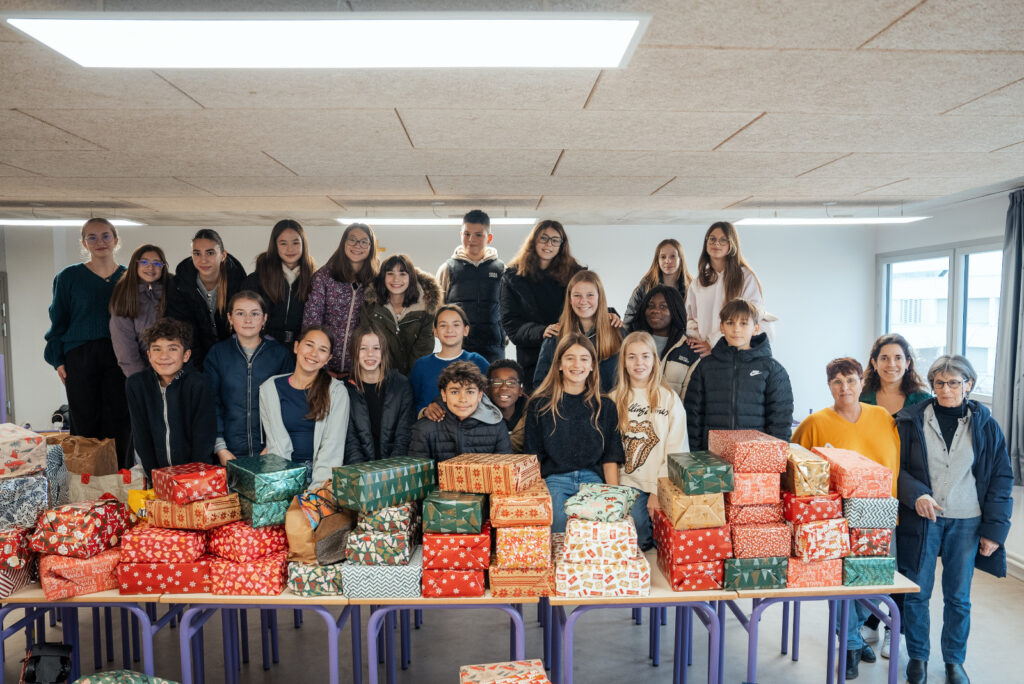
[409,304,489,415]
[487,360,528,452]
[683,298,793,450]
[436,209,507,362]
[126,318,217,478]
[408,361,512,462]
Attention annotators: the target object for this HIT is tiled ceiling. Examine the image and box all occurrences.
[0,0,1021,226]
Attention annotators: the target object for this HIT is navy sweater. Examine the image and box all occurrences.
[524,392,625,478]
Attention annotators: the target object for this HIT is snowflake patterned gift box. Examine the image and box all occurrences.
[116,557,213,594]
[657,477,726,530]
[458,659,547,683]
[725,502,784,525]
[490,480,552,528]
[28,497,133,559]
[724,473,781,506]
[554,551,651,598]
[652,508,733,563]
[849,528,893,557]
[423,490,486,534]
[226,453,305,503]
[438,453,541,495]
[782,444,831,496]
[782,491,842,524]
[356,502,417,534]
[0,475,48,529]
[331,457,435,512]
[495,526,551,569]
[667,451,734,495]
[238,493,289,528]
[0,423,46,479]
[147,494,241,531]
[210,550,288,595]
[812,447,893,498]
[340,547,423,598]
[422,522,491,570]
[40,547,121,600]
[564,483,638,523]
[70,669,177,684]
[708,430,788,473]
[207,521,287,563]
[422,568,486,597]
[119,525,206,564]
[345,530,412,565]
[843,556,896,586]
[723,556,788,590]
[0,564,32,599]
[151,463,228,506]
[792,517,851,562]
[656,550,724,591]
[786,558,842,588]
[287,561,344,597]
[488,560,554,598]
[731,523,791,559]
[1,527,31,570]
[842,497,899,529]
[561,516,638,564]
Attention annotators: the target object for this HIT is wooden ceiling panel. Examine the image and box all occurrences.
[862,0,1024,51]
[0,110,101,151]
[555,150,839,178]
[0,149,291,177]
[264,148,560,177]
[427,175,668,197]
[182,175,434,198]
[0,177,213,198]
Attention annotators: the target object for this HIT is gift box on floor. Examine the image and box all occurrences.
[0,423,46,479]
[422,568,486,597]
[708,430,788,473]
[1,527,31,570]
[69,669,177,683]
[564,483,638,522]
[340,547,423,598]
[0,563,32,599]
[0,475,48,528]
[345,530,412,565]
[356,502,417,534]
[843,556,896,586]
[496,526,551,569]
[724,502,783,526]
[554,552,651,597]
[438,453,541,495]
[331,457,435,512]
[147,494,241,531]
[488,561,554,598]
[45,444,68,507]
[812,447,893,498]
[792,517,850,562]
[287,561,345,597]
[724,473,781,506]
[29,497,132,559]
[782,491,842,524]
[207,521,287,563]
[656,552,724,591]
[561,517,638,564]
[40,547,121,599]
[119,526,206,564]
[490,481,552,528]
[782,445,831,496]
[652,509,733,563]
[238,493,289,528]
[151,464,228,505]
[731,523,791,559]
[849,528,893,557]
[422,522,490,570]
[116,557,212,594]
[786,558,842,588]
[459,659,547,683]
[209,550,287,595]
[657,477,726,530]
[226,454,305,503]
[667,451,734,495]
[723,557,788,590]
[423,490,486,533]
[843,497,899,529]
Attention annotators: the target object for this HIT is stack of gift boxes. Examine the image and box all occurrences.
[488,480,554,599]
[783,444,849,587]
[421,490,489,598]
[0,424,50,598]
[227,454,306,529]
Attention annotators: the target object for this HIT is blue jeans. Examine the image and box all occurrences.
[902,516,980,664]
[630,490,655,551]
[847,600,877,650]
[546,470,604,533]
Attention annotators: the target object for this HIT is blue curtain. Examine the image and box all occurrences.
[994,188,1023,483]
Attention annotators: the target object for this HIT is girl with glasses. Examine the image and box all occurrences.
[109,243,170,378]
[623,238,693,328]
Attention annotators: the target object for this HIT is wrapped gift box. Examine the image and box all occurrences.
[332,457,434,512]
[356,502,416,534]
[0,564,32,599]
[69,670,177,684]
[843,556,896,586]
[0,423,46,479]
[0,475,48,528]
[226,454,305,503]
[657,477,726,530]
[287,561,345,596]
[422,522,490,570]
[152,464,228,505]
[564,483,638,522]
[708,430,788,473]
[782,445,831,496]
[210,550,287,595]
[422,568,486,597]
[39,547,121,599]
[561,517,638,564]
[724,473,781,506]
[656,552,724,591]
[786,558,842,588]
[653,509,732,563]
[555,552,651,598]
[345,530,412,565]
[490,481,552,528]
[792,518,850,562]
[120,526,206,564]
[29,497,132,559]
[488,562,554,598]
[459,659,547,683]
[843,497,899,529]
[667,451,734,495]
[423,490,486,533]
[813,447,893,498]
[438,453,541,495]
[238,493,289,528]
[45,444,68,507]
[849,528,893,557]
[117,557,212,594]
[782,491,842,524]
[496,526,551,569]
[1,527,31,570]
[340,547,422,598]
[723,557,788,590]
[731,523,791,559]
[725,502,784,525]
[148,494,241,531]
[207,521,287,563]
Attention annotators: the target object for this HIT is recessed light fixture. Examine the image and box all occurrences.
[734,217,929,226]
[0,218,145,227]
[336,218,536,226]
[6,13,647,69]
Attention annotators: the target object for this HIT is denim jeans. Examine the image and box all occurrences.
[545,470,604,533]
[629,490,655,551]
[902,516,981,664]
[846,599,877,650]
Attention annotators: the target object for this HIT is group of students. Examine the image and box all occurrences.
[44,211,1011,684]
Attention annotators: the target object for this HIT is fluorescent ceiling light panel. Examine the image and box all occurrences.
[6,13,646,69]
[0,218,144,227]
[735,217,929,226]
[337,218,536,226]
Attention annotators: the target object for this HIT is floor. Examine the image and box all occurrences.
[4,567,1022,683]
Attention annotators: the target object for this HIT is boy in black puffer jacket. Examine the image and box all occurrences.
[684,298,794,451]
[408,361,512,462]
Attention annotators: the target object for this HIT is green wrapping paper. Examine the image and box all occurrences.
[723,557,788,589]
[238,493,289,528]
[345,530,412,565]
[227,454,305,502]
[843,556,896,586]
[341,548,422,598]
[332,457,435,512]
[356,502,416,534]
[71,670,177,683]
[423,490,486,533]
[668,452,735,495]
[564,483,638,522]
[287,561,345,596]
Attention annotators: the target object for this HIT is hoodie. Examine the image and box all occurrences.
[437,246,506,356]
[407,393,512,462]
[359,269,442,376]
[166,254,248,370]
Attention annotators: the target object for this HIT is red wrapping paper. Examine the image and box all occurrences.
[708,430,788,473]
[653,509,732,563]
[792,518,850,562]
[120,525,206,564]
[786,558,842,588]
[812,447,893,498]
[782,491,842,524]
[490,481,553,527]
[731,523,791,559]
[422,568,486,597]
[437,454,541,494]
[151,464,228,505]
[495,526,550,569]
[725,502,784,525]
[724,473,780,506]
[29,497,133,559]
[422,522,491,570]
[209,551,287,595]
[208,521,287,563]
[849,528,893,557]
[147,494,241,530]
[117,556,213,594]
[656,551,724,591]
[39,548,120,599]
[1,527,31,570]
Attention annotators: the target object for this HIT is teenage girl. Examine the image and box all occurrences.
[241,219,316,347]
[110,243,170,378]
[623,239,693,328]
[629,285,701,399]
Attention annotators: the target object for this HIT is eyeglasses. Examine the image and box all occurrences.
[707,236,730,246]
[346,238,371,248]
[933,379,964,390]
[138,258,164,268]
[85,233,115,243]
[490,379,521,388]
[537,235,563,246]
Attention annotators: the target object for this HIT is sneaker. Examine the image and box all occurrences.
[861,624,880,643]
[880,628,891,659]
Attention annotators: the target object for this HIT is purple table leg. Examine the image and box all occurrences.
[716,601,725,684]
[827,600,837,684]
[260,610,271,670]
[673,606,691,684]
[650,608,661,665]
[105,607,114,662]
[120,609,131,669]
[91,607,102,669]
[540,598,552,669]
[853,597,901,684]
[780,601,789,655]
[400,610,411,669]
[221,609,236,684]
[837,600,850,684]
[791,601,800,661]
[551,605,565,684]
[384,612,396,684]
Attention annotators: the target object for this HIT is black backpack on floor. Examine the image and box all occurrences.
[20,642,72,684]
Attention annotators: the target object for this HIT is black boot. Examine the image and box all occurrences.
[845,648,862,680]
[945,663,969,684]
[860,644,876,663]
[907,658,927,684]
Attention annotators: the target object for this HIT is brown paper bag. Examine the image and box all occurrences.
[61,437,118,476]
[285,496,317,563]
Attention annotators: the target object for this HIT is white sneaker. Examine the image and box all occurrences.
[861,624,880,643]
[880,628,891,659]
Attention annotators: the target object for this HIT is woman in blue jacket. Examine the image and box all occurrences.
[895,355,1013,684]
[205,291,292,465]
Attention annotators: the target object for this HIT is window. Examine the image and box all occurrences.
[962,250,1002,396]
[884,256,949,373]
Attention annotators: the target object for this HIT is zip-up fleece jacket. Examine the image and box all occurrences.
[166,254,248,370]
[407,394,512,463]
[301,266,366,376]
[109,281,163,378]
[359,269,441,376]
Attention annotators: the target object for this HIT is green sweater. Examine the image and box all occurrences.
[859,389,932,415]
[44,263,125,367]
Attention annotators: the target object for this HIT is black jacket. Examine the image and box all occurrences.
[240,271,305,347]
[683,333,793,451]
[444,253,506,356]
[343,371,416,464]
[125,365,217,478]
[407,397,512,463]
[166,254,248,370]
